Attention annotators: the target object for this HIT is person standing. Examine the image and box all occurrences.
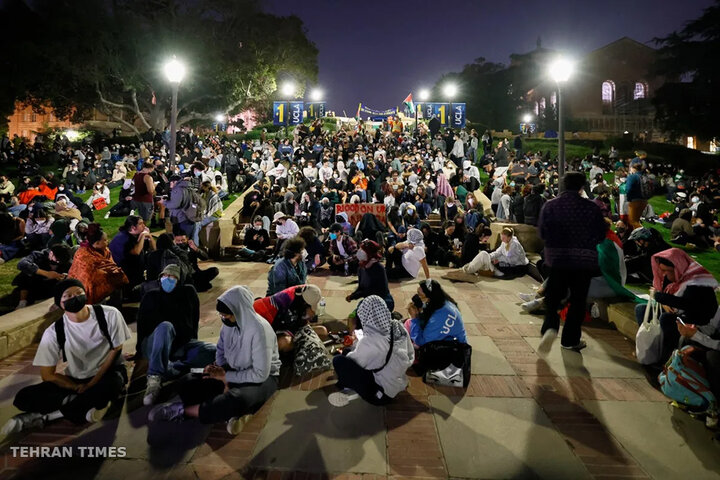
[625,160,647,230]
[537,172,606,353]
[132,162,156,222]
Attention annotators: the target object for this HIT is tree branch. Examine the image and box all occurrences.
[130,88,152,130]
[98,103,141,138]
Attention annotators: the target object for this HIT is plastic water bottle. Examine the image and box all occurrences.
[344,261,349,276]
[317,299,326,317]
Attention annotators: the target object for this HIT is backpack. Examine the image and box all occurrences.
[225,153,239,169]
[418,340,472,388]
[55,305,113,362]
[640,174,655,199]
[658,345,717,413]
[183,189,207,222]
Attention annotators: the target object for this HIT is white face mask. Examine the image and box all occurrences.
[356,249,368,262]
[691,196,700,204]
[302,249,309,261]
[253,224,261,230]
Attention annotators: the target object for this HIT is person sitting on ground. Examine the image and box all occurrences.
[298,226,325,273]
[346,240,394,313]
[253,284,327,353]
[267,237,308,296]
[405,279,467,348]
[634,248,718,365]
[386,227,430,281]
[328,222,359,274]
[13,244,73,310]
[268,211,300,262]
[328,295,414,407]
[109,215,156,290]
[461,227,528,278]
[68,223,128,306]
[237,215,271,262]
[173,230,219,292]
[138,264,216,406]
[624,227,671,284]
[24,205,54,251]
[1,279,131,434]
[148,285,280,436]
[671,208,707,249]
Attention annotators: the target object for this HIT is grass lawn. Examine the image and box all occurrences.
[0,186,241,306]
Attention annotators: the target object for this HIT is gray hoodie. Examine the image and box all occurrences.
[216,286,281,384]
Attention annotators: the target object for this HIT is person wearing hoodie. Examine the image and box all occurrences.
[148,286,280,435]
[329,295,414,407]
[163,175,195,237]
[138,264,216,406]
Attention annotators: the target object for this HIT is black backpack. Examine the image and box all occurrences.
[55,305,113,362]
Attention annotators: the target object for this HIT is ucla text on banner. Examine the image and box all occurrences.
[273,101,287,126]
[335,203,386,227]
[289,101,304,125]
[307,102,326,120]
[450,103,466,128]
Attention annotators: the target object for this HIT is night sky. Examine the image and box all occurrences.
[265,0,714,115]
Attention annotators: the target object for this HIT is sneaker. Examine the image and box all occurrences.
[561,340,588,352]
[104,212,111,219]
[16,300,28,310]
[517,293,536,302]
[86,402,111,423]
[537,328,558,355]
[1,412,45,435]
[148,402,185,422]
[706,415,718,430]
[521,298,543,313]
[590,303,600,319]
[143,375,162,406]
[328,389,360,407]
[226,414,252,435]
[493,269,505,277]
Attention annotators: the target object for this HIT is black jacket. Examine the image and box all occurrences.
[136,284,200,355]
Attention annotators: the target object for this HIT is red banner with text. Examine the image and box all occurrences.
[335,203,386,227]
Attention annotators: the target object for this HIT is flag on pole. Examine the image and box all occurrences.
[356,103,362,119]
[403,93,415,114]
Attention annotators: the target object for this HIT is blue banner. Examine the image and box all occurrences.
[450,102,466,128]
[289,101,304,125]
[307,102,326,120]
[422,103,434,120]
[431,103,450,126]
[273,101,287,126]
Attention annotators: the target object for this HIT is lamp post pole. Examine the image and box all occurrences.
[557,83,565,178]
[169,82,179,169]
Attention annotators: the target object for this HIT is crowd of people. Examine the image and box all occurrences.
[1,118,719,437]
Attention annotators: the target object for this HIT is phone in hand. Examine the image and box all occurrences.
[677,317,687,326]
[190,368,205,375]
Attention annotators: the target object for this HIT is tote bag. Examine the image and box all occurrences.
[636,299,663,365]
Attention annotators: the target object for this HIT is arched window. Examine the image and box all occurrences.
[602,81,615,104]
[634,82,647,100]
[534,102,539,115]
[539,97,546,111]
[550,92,557,106]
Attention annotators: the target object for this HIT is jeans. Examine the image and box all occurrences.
[192,216,219,246]
[333,355,391,406]
[8,204,27,217]
[178,375,278,424]
[635,304,680,364]
[541,267,593,347]
[141,321,217,377]
[14,366,126,424]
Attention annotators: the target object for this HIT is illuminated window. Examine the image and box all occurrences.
[602,81,615,104]
[634,82,647,100]
[550,92,557,106]
[539,97,546,111]
[687,137,695,149]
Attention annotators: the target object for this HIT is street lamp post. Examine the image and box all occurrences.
[443,83,457,128]
[548,58,573,178]
[164,57,186,169]
[417,89,430,139]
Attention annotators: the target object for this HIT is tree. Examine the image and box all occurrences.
[652,0,720,141]
[0,0,318,136]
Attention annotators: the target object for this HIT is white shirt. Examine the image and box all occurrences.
[318,166,333,183]
[402,245,426,278]
[33,306,131,379]
[276,219,299,239]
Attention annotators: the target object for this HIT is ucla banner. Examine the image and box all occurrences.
[431,103,450,126]
[307,102,326,120]
[289,101,304,125]
[450,102,466,128]
[273,101,287,126]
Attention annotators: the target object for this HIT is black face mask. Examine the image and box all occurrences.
[63,294,87,313]
[221,317,236,328]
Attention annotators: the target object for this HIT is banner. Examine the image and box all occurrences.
[358,105,397,116]
[307,102,326,120]
[431,103,449,126]
[289,101,304,125]
[422,103,433,120]
[520,122,537,134]
[335,203,386,227]
[273,101,287,126]
[450,102,466,128]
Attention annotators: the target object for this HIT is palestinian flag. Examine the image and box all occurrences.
[403,93,415,114]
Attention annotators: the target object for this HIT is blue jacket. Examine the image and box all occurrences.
[625,173,643,202]
[266,258,307,296]
[410,301,467,346]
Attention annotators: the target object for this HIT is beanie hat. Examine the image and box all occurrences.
[54,278,85,306]
[299,285,322,312]
[160,264,182,279]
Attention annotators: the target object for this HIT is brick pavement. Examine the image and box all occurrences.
[0,262,718,479]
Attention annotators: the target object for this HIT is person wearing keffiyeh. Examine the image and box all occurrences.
[328,296,414,407]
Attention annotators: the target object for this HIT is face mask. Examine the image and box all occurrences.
[253,225,261,230]
[63,294,87,313]
[448,202,454,207]
[356,249,368,262]
[160,276,177,293]
[302,249,309,261]
[691,196,700,203]
[194,170,202,177]
[220,316,236,328]
[329,233,338,240]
